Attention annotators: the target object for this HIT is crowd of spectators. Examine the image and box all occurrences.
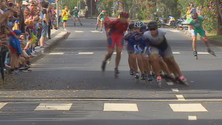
[0,0,58,74]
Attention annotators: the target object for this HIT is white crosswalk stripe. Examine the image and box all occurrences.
[0,103,7,110]
[169,103,208,112]
[103,103,139,111]
[35,103,72,111]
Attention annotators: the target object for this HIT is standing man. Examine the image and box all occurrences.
[72,6,83,26]
[62,6,69,30]
[101,11,129,75]
[40,1,49,48]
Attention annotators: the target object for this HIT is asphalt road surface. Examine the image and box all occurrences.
[0,19,222,125]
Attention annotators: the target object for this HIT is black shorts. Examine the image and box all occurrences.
[63,20,67,22]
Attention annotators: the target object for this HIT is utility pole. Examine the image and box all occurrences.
[91,0,92,18]
[56,0,59,28]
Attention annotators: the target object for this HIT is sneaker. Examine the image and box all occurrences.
[114,68,119,74]
[80,23,83,26]
[64,29,67,31]
[101,61,106,72]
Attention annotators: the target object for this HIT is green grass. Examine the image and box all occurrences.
[207,33,222,42]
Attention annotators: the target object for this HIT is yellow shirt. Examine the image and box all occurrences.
[62,9,69,20]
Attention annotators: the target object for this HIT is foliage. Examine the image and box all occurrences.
[61,0,219,34]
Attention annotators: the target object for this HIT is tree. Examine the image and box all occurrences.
[217,0,222,35]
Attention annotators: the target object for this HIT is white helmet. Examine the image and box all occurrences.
[134,21,144,28]
[74,6,78,9]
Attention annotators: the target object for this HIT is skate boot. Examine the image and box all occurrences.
[129,69,134,76]
[147,75,153,84]
[156,76,162,87]
[207,48,216,57]
[176,76,189,86]
[114,68,119,74]
[141,73,146,81]
[101,61,106,72]
[193,51,198,60]
[164,74,176,83]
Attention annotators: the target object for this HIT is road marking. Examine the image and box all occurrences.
[0,103,7,110]
[78,52,94,55]
[198,52,209,55]
[49,52,64,55]
[91,30,99,33]
[167,82,174,86]
[169,103,208,112]
[173,52,180,54]
[113,52,123,55]
[75,31,84,33]
[176,95,185,100]
[103,103,138,111]
[35,103,72,111]
[188,116,197,120]
[172,88,179,92]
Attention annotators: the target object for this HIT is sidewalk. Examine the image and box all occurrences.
[30,29,70,63]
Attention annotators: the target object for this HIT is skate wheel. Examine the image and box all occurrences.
[195,56,198,60]
[114,74,118,79]
[149,81,152,85]
[136,79,139,84]
[143,80,147,84]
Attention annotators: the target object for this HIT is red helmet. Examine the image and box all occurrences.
[120,11,129,18]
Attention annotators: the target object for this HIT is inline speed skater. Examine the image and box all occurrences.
[72,6,83,26]
[96,10,106,32]
[143,21,189,87]
[101,11,130,75]
[184,14,216,59]
[124,21,147,83]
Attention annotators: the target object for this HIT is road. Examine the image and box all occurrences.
[0,19,222,125]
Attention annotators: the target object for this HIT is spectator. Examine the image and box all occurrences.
[39,1,49,48]
[62,6,69,30]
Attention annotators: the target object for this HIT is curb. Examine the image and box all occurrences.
[30,31,71,63]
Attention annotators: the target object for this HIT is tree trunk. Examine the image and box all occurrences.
[217,0,222,35]
[86,0,98,17]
